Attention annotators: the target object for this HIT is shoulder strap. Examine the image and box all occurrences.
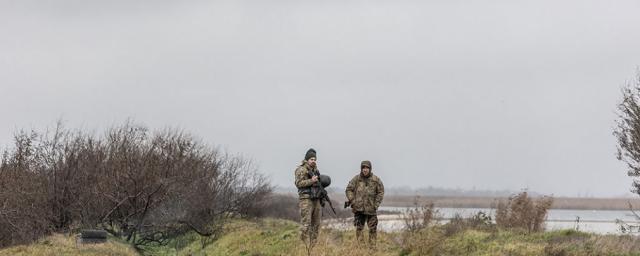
[307,168,320,178]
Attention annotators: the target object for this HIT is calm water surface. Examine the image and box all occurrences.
[326,206,640,234]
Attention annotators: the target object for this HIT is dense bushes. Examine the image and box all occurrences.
[0,121,271,250]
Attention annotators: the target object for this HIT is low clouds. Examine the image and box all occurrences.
[1,0,640,196]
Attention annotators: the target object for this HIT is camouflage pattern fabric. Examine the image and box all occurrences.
[345,173,384,215]
[354,212,378,248]
[298,198,321,246]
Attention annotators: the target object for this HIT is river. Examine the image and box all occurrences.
[326,206,640,234]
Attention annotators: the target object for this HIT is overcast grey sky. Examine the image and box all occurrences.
[2,0,640,197]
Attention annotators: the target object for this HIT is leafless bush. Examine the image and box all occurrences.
[613,71,640,236]
[495,191,553,233]
[615,72,640,196]
[398,210,495,255]
[443,211,494,236]
[402,196,439,232]
[0,121,272,250]
[614,201,640,234]
[0,132,52,247]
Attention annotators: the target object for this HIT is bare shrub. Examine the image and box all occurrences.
[495,191,553,233]
[443,211,494,236]
[614,201,640,234]
[0,131,52,247]
[0,121,272,250]
[614,72,640,234]
[402,196,439,232]
[615,72,640,196]
[400,209,495,255]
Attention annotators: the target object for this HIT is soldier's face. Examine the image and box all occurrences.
[308,157,317,167]
[361,166,370,176]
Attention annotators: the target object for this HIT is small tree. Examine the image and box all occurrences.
[614,72,640,195]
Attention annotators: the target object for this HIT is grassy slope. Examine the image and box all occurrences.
[181,219,640,256]
[3,219,640,256]
[172,219,640,256]
[178,219,400,256]
[0,233,137,256]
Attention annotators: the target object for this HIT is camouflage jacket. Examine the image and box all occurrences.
[345,173,384,215]
[294,161,320,199]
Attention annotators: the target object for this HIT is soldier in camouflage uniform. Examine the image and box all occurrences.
[345,160,384,249]
[295,148,322,247]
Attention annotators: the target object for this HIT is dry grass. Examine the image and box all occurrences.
[4,219,640,256]
[0,233,136,256]
[187,218,401,256]
[181,219,640,256]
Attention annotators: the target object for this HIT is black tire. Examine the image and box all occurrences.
[80,230,108,239]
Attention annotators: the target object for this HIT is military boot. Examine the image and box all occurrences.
[368,232,377,250]
[356,229,365,246]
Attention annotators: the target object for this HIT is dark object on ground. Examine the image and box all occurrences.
[77,229,108,244]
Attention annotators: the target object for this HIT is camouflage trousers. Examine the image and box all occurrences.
[354,212,378,248]
[299,198,321,246]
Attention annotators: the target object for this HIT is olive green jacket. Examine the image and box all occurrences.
[345,173,384,215]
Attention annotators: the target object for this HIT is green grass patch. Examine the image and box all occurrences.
[3,219,640,256]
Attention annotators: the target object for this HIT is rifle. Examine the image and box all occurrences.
[322,192,337,216]
[313,174,337,216]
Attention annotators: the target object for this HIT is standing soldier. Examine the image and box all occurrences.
[295,148,322,247]
[345,160,384,249]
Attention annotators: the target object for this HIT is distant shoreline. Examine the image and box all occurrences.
[377,195,640,211]
[278,192,640,210]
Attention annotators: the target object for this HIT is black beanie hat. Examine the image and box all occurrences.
[305,148,317,160]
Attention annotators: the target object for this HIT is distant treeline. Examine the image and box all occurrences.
[378,186,521,197]
[278,186,522,198]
